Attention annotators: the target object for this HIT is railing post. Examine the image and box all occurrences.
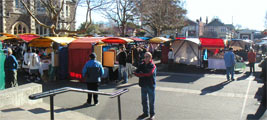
[117,95,122,120]
[50,95,54,120]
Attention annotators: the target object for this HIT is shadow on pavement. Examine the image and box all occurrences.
[200,80,232,95]
[247,103,266,120]
[236,72,251,81]
[159,74,204,83]
[28,108,49,114]
[1,108,25,112]
[115,83,138,90]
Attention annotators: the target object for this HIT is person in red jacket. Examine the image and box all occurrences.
[134,52,156,120]
[248,49,256,73]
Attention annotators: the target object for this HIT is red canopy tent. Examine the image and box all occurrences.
[17,34,40,42]
[199,38,225,49]
[101,37,133,44]
[68,37,103,81]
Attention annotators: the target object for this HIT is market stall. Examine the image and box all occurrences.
[149,37,171,63]
[0,33,23,44]
[199,38,226,69]
[229,39,252,50]
[29,37,76,81]
[68,37,103,81]
[101,37,134,82]
[0,33,18,41]
[174,37,227,69]
[229,39,253,61]
[172,37,201,66]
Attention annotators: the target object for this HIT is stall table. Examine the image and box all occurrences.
[208,58,226,69]
[208,58,246,72]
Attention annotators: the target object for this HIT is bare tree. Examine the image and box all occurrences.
[104,0,135,37]
[20,0,109,36]
[134,0,187,36]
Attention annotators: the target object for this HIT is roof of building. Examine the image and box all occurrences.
[185,19,197,26]
[205,18,224,26]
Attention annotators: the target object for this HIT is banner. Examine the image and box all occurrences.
[0,42,5,90]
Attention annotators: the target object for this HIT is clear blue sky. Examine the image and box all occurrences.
[76,0,267,31]
[185,0,267,30]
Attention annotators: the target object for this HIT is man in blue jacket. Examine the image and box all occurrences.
[134,52,157,120]
[224,48,236,81]
[4,48,18,88]
[82,53,104,106]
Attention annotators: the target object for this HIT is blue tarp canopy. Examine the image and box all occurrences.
[138,37,152,40]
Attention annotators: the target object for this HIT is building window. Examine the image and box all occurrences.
[14,28,17,34]
[209,28,214,32]
[15,0,24,9]
[36,25,49,36]
[36,28,39,34]
[23,27,26,33]
[12,22,29,34]
[36,1,45,12]
[66,6,69,17]
[221,27,226,32]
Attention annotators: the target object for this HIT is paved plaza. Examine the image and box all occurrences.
[0,63,266,120]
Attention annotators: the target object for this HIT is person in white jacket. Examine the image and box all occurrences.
[29,49,41,82]
[22,48,31,82]
[168,48,174,70]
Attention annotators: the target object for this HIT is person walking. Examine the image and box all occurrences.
[134,52,157,120]
[118,46,128,83]
[4,48,18,88]
[28,49,41,82]
[82,53,104,106]
[22,48,31,82]
[224,48,236,81]
[49,49,59,81]
[248,49,256,74]
[168,48,174,70]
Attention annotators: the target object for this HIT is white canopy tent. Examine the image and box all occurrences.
[170,38,201,66]
[262,36,267,40]
[229,39,253,50]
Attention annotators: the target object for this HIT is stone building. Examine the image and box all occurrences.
[0,0,76,36]
[177,18,205,38]
[203,18,235,39]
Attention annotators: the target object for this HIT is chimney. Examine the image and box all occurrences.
[206,16,208,24]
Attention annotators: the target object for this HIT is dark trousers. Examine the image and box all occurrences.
[168,59,174,70]
[249,62,255,73]
[5,70,18,88]
[86,82,99,104]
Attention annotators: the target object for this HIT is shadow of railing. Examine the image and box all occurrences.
[29,87,129,120]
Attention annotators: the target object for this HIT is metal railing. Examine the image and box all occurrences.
[29,87,129,120]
